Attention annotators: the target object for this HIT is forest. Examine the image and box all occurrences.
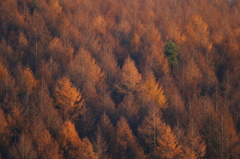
[0,0,240,158]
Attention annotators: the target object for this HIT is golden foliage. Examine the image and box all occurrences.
[0,108,8,135]
[5,103,24,131]
[48,38,74,64]
[186,15,212,51]
[130,32,141,53]
[0,63,9,88]
[22,67,37,94]
[138,111,181,158]
[154,125,181,158]
[58,121,81,149]
[69,49,104,86]
[181,147,198,159]
[93,15,107,35]
[18,32,28,47]
[98,113,115,144]
[141,71,167,109]
[117,19,131,35]
[118,92,139,124]
[10,133,38,159]
[1,0,240,158]
[80,138,98,159]
[166,21,184,44]
[181,120,206,159]
[115,116,145,159]
[31,117,60,159]
[185,58,202,85]
[49,0,62,14]
[58,121,97,159]
[54,77,83,120]
[118,57,141,93]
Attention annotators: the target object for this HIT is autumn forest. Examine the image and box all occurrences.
[0,0,240,158]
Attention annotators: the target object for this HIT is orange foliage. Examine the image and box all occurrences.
[0,0,240,158]
[54,77,83,121]
[117,57,141,93]
[21,67,37,94]
[114,116,145,159]
[186,15,212,51]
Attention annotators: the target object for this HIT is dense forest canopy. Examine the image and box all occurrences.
[0,0,240,158]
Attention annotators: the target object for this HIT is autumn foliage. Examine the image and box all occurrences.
[0,0,240,158]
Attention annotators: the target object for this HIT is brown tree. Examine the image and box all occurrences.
[114,57,142,106]
[92,125,110,159]
[138,110,181,158]
[9,133,37,159]
[185,15,212,52]
[118,57,141,93]
[140,71,167,110]
[48,37,74,71]
[175,119,206,159]
[114,116,145,159]
[68,48,104,99]
[58,121,97,159]
[202,110,240,159]
[97,113,115,155]
[54,77,83,121]
[0,108,9,152]
[31,116,60,159]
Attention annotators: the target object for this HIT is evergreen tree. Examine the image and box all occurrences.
[164,41,182,69]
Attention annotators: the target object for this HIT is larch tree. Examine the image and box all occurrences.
[92,125,110,159]
[58,121,97,159]
[58,120,81,158]
[177,119,206,159]
[17,31,28,62]
[129,32,142,54]
[92,15,107,35]
[48,0,62,14]
[20,67,37,96]
[202,110,240,159]
[75,103,95,137]
[116,57,141,94]
[114,57,142,127]
[141,27,169,77]
[36,79,60,130]
[0,0,240,158]
[137,71,168,122]
[185,15,212,52]
[4,100,25,141]
[114,116,145,159]
[176,55,202,103]
[9,133,38,159]
[0,62,16,100]
[54,76,83,121]
[16,66,37,118]
[58,16,82,50]
[48,37,74,71]
[0,108,9,154]
[68,48,104,100]
[83,39,117,119]
[140,71,167,110]
[31,115,60,159]
[80,138,98,159]
[117,92,139,129]
[97,113,115,156]
[91,35,119,87]
[138,110,181,158]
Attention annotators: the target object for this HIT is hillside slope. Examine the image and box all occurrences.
[0,0,240,158]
